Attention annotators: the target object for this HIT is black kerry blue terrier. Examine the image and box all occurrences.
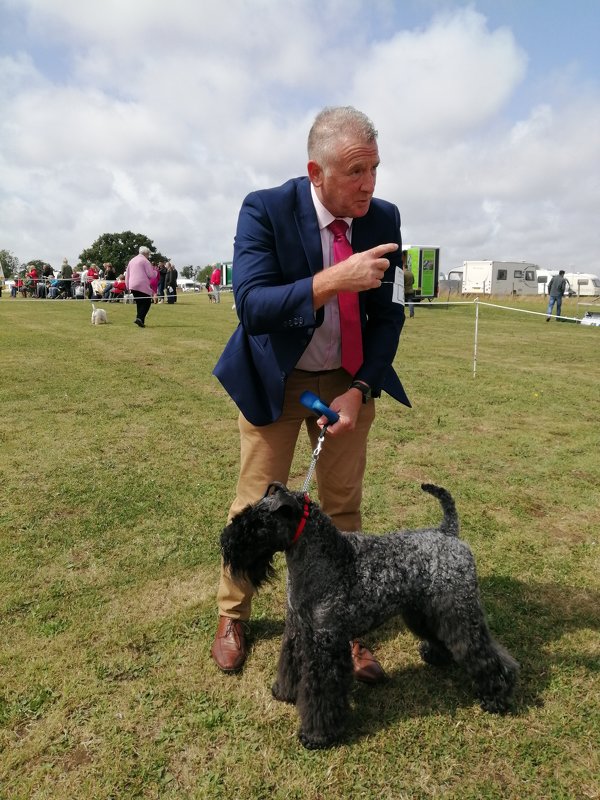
[221,482,519,749]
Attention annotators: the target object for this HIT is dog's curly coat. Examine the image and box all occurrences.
[221,482,518,749]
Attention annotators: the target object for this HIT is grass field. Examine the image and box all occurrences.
[0,292,598,799]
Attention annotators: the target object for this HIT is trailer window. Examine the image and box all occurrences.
[513,270,523,278]
[525,270,535,281]
[593,280,600,288]
[496,269,507,280]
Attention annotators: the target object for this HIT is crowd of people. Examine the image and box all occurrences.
[8,256,180,305]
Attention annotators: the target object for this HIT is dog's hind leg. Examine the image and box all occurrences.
[296,630,353,750]
[439,612,519,713]
[419,639,453,666]
[464,636,519,713]
[272,612,302,704]
[402,605,453,667]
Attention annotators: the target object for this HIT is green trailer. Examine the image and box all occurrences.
[404,246,440,300]
[213,261,233,287]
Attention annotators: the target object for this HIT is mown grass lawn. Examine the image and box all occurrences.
[0,292,598,799]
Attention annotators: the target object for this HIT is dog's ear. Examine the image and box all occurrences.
[264,482,301,514]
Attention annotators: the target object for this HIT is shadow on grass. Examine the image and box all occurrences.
[249,617,286,643]
[241,576,599,745]
[344,575,599,742]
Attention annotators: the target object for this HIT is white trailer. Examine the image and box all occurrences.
[563,272,600,297]
[461,261,538,295]
[536,268,560,294]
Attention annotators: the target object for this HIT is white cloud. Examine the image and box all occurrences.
[355,7,528,141]
[0,0,599,274]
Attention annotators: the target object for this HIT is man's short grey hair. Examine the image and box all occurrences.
[139,246,151,256]
[307,106,378,167]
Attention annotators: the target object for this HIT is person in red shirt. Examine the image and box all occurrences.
[24,265,39,296]
[85,264,99,299]
[210,265,222,304]
[110,276,127,302]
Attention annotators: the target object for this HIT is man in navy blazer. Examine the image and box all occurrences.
[212,106,410,680]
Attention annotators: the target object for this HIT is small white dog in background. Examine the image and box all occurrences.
[91,304,108,325]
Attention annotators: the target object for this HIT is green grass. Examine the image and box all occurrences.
[0,293,598,799]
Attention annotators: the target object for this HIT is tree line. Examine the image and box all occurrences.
[0,231,223,282]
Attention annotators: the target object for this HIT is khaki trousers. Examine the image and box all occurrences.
[217,368,375,620]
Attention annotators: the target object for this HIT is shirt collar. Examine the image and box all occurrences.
[310,183,353,233]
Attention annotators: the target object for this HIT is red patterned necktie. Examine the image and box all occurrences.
[327,219,363,376]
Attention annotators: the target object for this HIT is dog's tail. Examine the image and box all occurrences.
[421,484,459,537]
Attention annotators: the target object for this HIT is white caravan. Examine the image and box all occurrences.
[461,261,538,295]
[536,268,559,295]
[563,273,600,297]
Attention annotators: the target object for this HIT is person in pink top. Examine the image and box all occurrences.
[125,246,155,328]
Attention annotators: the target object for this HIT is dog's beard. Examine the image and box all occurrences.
[221,501,300,589]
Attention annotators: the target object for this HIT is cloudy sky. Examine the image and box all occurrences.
[1,0,599,273]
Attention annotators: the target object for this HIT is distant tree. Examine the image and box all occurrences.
[78,231,169,274]
[0,249,21,278]
[197,265,214,282]
[180,265,196,279]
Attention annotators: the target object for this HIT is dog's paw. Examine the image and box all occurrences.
[419,640,452,667]
[298,730,337,750]
[271,681,297,704]
[479,695,513,714]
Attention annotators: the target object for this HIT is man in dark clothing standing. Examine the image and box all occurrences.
[546,270,567,321]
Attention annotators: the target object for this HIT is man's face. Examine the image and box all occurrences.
[308,136,379,219]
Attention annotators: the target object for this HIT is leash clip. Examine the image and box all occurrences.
[301,424,328,494]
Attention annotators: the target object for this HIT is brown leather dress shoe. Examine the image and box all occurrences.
[211,616,248,673]
[351,641,387,684]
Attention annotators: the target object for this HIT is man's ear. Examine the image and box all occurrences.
[307,160,323,187]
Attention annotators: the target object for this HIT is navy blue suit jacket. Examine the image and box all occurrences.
[213,176,410,426]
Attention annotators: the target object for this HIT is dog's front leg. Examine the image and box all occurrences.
[296,630,352,750]
[272,612,302,704]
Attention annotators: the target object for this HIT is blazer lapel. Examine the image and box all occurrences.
[351,211,376,253]
[294,178,323,275]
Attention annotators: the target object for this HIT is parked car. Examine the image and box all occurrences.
[177,279,202,292]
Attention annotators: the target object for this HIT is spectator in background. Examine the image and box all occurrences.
[104,263,116,281]
[157,262,168,303]
[80,265,89,297]
[26,264,38,281]
[546,270,567,322]
[210,264,222,304]
[125,246,155,327]
[165,262,178,304]
[61,258,72,279]
[402,252,415,318]
[13,276,24,297]
[24,265,38,295]
[48,276,61,299]
[61,258,73,293]
[100,263,117,301]
[150,262,159,303]
[109,275,127,302]
[72,266,83,298]
[86,264,99,298]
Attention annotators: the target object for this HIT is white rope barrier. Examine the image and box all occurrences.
[411,297,588,377]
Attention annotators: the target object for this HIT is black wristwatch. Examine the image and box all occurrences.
[349,380,372,403]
